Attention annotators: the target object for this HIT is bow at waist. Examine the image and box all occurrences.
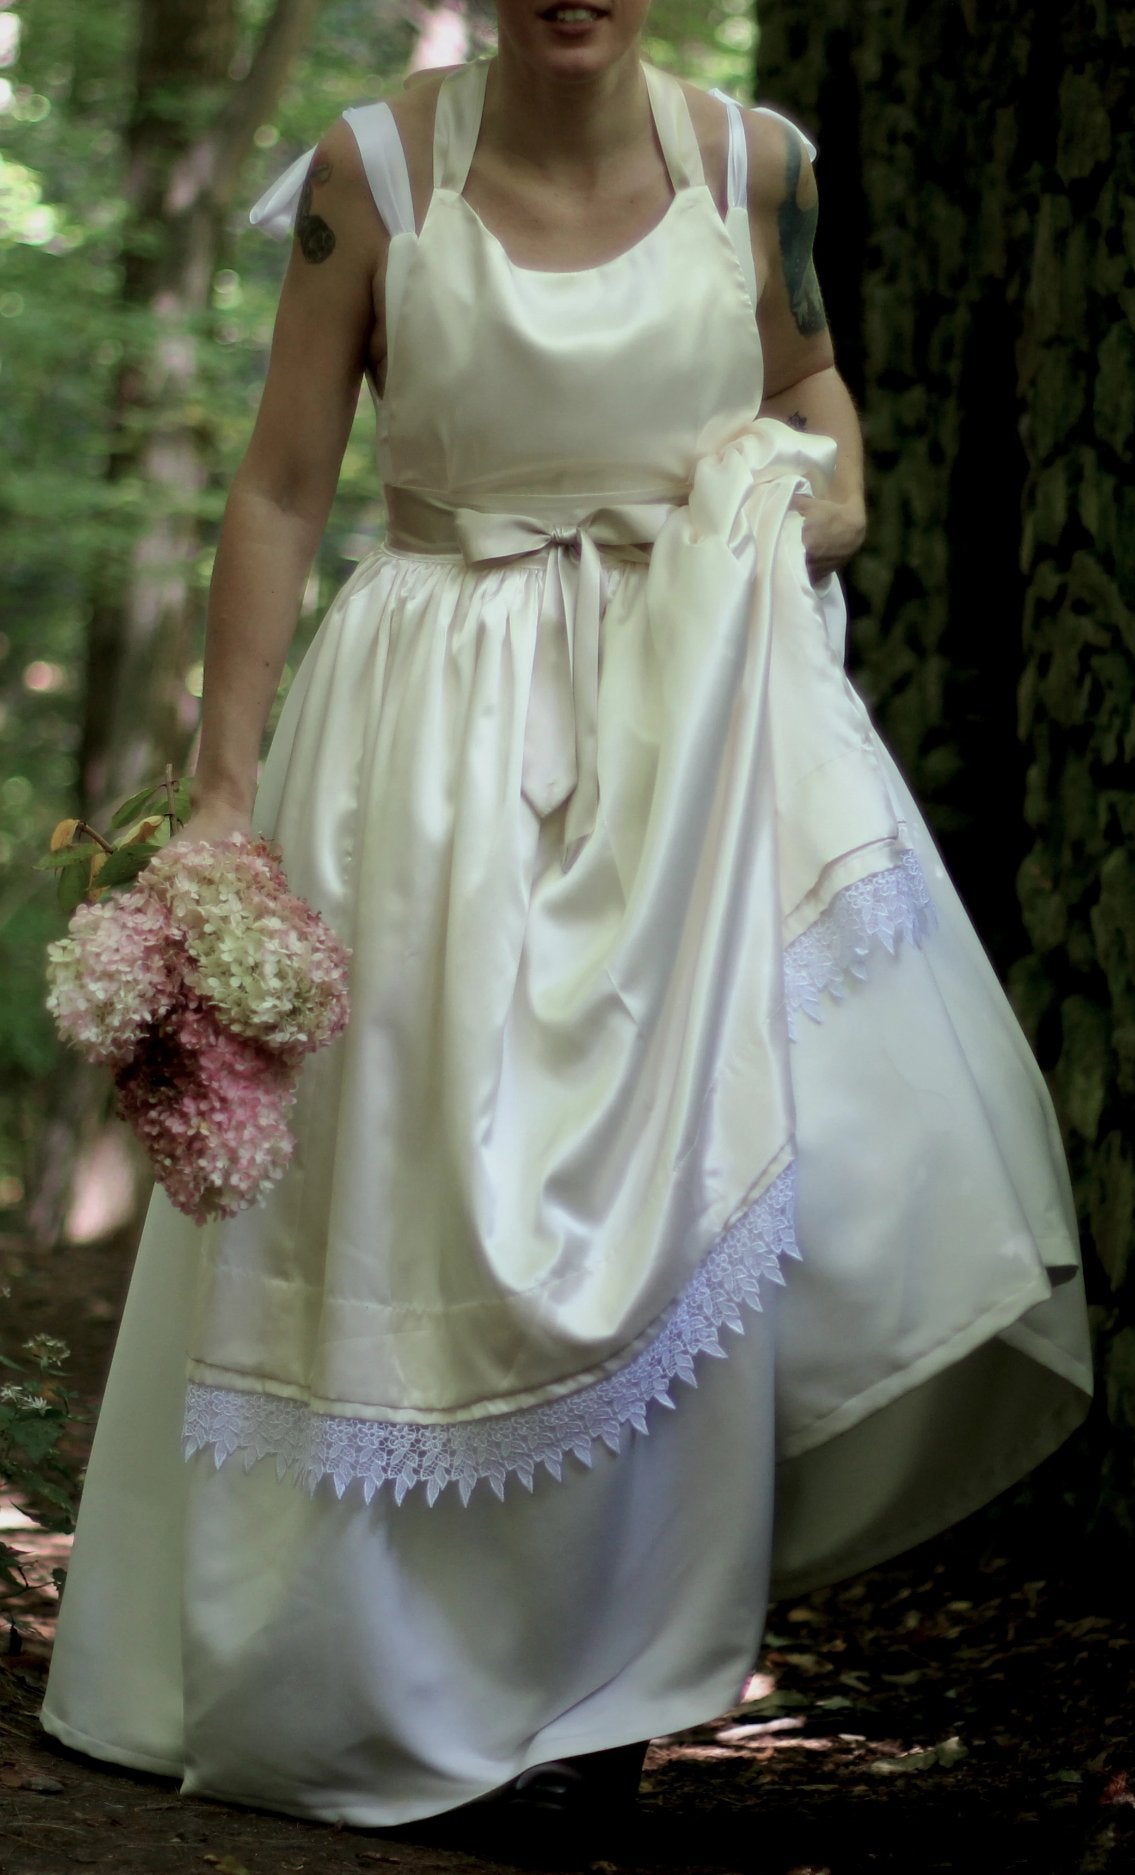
[384,485,681,857]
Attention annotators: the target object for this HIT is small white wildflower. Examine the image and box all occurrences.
[0,1383,51,1412]
[22,1334,71,1368]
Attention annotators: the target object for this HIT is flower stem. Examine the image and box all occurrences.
[75,820,113,854]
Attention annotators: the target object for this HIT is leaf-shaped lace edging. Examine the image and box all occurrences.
[783,849,936,1039]
[182,1163,799,1508]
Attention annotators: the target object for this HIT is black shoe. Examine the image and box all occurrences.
[507,1757,587,1821]
[500,1741,648,1862]
[565,1739,649,1807]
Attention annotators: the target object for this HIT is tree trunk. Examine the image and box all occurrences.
[756,0,1135,1560]
[78,0,321,818]
[27,0,320,1250]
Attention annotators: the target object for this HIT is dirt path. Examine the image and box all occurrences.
[2,1226,1132,1875]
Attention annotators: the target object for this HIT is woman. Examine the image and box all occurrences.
[42,0,1091,1836]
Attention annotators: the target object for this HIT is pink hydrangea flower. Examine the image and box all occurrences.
[45,834,352,1221]
[115,998,297,1224]
[144,835,351,1057]
[45,892,179,1066]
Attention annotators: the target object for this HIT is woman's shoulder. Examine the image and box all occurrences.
[298,68,456,243]
[671,75,812,214]
[387,62,456,141]
[673,76,731,164]
[295,116,385,249]
[383,66,456,223]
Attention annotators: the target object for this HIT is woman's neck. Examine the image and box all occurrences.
[482,44,650,178]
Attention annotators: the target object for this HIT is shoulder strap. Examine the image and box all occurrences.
[712,91,749,211]
[248,103,417,240]
[433,61,490,192]
[344,102,415,236]
[709,90,819,211]
[643,66,705,191]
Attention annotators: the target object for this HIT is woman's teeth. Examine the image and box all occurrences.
[545,8,603,21]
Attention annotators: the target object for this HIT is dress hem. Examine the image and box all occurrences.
[777,1264,1070,1460]
[39,1708,183,1781]
[43,1672,759,1829]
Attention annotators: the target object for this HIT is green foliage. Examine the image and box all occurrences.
[645,0,759,95]
[0,1,758,1221]
[34,777,191,906]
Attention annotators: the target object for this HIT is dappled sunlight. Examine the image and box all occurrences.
[0,1495,71,1654]
[64,1129,140,1246]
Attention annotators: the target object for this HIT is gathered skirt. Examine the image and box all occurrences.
[42,538,1091,1824]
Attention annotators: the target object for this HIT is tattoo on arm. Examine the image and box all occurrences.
[776,137,827,338]
[296,160,336,264]
[787,411,808,430]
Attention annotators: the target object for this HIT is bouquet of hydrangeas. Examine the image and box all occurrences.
[42,781,350,1223]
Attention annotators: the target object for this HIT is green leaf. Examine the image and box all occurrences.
[172,778,192,824]
[95,840,158,888]
[22,1482,76,1523]
[0,1557,28,1595]
[58,857,90,913]
[37,846,93,871]
[110,781,165,829]
[5,1416,61,1463]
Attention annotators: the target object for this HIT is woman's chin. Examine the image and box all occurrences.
[498,4,646,77]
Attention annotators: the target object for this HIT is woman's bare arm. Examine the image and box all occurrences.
[189,120,385,837]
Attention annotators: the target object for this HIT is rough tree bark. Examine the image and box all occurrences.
[756,0,1135,1555]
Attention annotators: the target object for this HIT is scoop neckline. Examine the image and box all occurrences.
[430,56,704,280]
[445,186,692,280]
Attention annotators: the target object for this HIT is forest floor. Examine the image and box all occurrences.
[1,1225,1133,1875]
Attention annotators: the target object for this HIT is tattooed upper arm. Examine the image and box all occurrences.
[776,133,827,339]
[296,157,337,265]
[242,120,384,515]
[748,109,835,399]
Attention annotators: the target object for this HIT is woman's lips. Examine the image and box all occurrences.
[539,7,610,28]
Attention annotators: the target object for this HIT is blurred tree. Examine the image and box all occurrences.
[756,0,1135,1557]
[16,0,323,1246]
[2,1,752,1243]
[80,0,321,817]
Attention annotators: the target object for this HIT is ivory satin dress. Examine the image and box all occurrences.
[42,63,1092,1826]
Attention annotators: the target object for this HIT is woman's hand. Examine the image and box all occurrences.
[165,792,253,854]
[792,493,867,583]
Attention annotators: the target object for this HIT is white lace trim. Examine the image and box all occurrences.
[183,1162,799,1507]
[182,854,937,1506]
[783,849,936,1038]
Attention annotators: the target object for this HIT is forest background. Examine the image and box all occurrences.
[0,0,1132,1555]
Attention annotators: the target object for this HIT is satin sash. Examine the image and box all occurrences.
[385,486,677,856]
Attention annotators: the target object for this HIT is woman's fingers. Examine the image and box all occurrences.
[792,493,867,581]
